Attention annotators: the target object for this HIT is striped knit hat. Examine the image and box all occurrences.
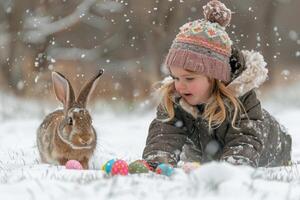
[165,0,233,82]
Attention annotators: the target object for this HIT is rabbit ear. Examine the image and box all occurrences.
[77,69,104,107]
[52,71,75,110]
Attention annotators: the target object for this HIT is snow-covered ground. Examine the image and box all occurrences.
[1,92,300,200]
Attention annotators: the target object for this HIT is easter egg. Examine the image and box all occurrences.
[65,160,83,170]
[156,163,174,176]
[111,160,129,176]
[128,160,151,174]
[182,162,200,173]
[102,159,116,174]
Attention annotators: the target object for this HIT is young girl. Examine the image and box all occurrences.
[142,0,292,168]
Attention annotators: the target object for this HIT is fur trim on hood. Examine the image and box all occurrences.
[226,50,268,97]
[160,50,268,118]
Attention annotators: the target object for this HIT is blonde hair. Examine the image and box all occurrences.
[157,77,246,130]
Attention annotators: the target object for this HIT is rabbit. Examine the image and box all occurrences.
[37,69,103,169]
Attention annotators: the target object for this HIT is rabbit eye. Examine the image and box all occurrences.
[67,117,73,125]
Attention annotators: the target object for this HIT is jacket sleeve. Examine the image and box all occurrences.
[219,90,265,167]
[142,104,189,168]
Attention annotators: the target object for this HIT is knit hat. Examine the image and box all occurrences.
[165,0,233,82]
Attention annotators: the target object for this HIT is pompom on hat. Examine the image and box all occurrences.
[165,0,233,82]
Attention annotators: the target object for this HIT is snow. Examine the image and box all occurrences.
[1,94,300,199]
[47,47,99,61]
[289,30,298,41]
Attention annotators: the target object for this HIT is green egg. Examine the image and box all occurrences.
[128,160,150,174]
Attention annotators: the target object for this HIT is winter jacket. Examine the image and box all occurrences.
[142,50,292,168]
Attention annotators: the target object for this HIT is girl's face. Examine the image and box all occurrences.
[170,67,212,106]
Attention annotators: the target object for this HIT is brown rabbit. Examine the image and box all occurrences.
[37,69,103,169]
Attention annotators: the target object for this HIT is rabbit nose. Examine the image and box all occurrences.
[79,136,92,145]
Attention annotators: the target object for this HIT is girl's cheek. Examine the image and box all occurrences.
[174,83,180,92]
[175,81,183,90]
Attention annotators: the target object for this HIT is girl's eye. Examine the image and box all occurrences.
[67,117,73,125]
[172,76,179,81]
[186,77,194,81]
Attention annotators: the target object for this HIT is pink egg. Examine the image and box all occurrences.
[111,160,128,176]
[65,160,83,170]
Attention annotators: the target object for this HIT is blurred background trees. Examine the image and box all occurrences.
[0,0,299,106]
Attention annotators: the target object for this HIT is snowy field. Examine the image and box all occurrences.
[1,92,300,200]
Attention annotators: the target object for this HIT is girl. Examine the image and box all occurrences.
[142,0,292,168]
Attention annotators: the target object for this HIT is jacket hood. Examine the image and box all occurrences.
[160,50,268,118]
[227,50,268,97]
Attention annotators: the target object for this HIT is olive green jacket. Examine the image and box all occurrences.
[142,50,292,168]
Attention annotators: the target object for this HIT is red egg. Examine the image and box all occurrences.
[111,160,128,176]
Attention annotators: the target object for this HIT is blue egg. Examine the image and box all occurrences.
[103,159,116,174]
[156,163,174,176]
